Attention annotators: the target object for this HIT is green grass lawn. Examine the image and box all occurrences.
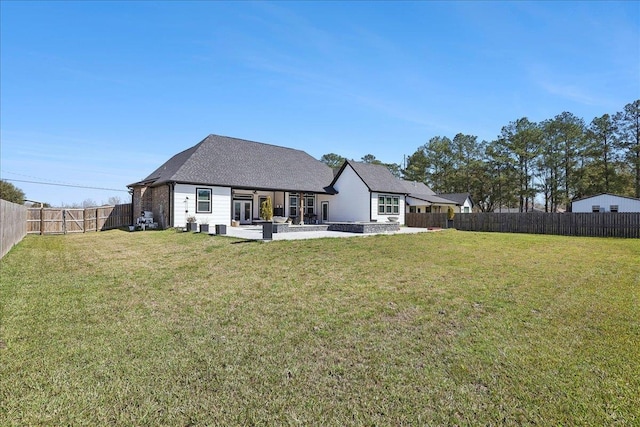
[1,229,638,426]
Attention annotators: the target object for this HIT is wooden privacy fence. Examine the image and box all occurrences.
[27,204,133,235]
[405,212,640,238]
[1,199,27,258]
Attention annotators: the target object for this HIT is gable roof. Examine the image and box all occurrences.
[332,160,408,194]
[399,180,458,205]
[438,193,473,207]
[572,193,640,203]
[129,134,336,193]
[400,180,436,197]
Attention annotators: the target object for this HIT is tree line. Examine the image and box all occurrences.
[321,99,639,212]
[0,180,123,208]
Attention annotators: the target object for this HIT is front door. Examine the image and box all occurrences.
[233,200,252,224]
[321,201,329,223]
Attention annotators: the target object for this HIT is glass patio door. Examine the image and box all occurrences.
[233,200,252,224]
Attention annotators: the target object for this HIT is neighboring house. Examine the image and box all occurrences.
[493,206,546,213]
[330,160,408,224]
[438,193,474,213]
[128,135,412,228]
[571,193,640,213]
[402,181,459,213]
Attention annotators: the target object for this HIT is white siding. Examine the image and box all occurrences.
[406,197,430,214]
[572,194,640,213]
[371,192,405,225]
[406,196,433,213]
[459,198,473,213]
[174,184,231,227]
[331,165,406,224]
[331,165,371,222]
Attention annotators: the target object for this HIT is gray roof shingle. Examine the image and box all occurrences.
[130,134,336,193]
[400,180,436,197]
[401,181,459,205]
[438,193,472,206]
[334,160,408,194]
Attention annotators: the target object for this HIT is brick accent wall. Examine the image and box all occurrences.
[131,185,173,229]
[152,185,171,229]
[132,186,147,219]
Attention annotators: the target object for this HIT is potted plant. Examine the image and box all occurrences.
[260,196,274,240]
[260,196,273,221]
[186,216,198,232]
[199,217,210,233]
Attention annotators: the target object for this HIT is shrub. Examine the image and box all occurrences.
[260,196,273,221]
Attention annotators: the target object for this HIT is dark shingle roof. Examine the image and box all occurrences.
[130,134,336,193]
[399,180,457,204]
[438,193,473,206]
[333,160,408,194]
[400,180,435,197]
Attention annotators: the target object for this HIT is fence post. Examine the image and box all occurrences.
[40,206,44,235]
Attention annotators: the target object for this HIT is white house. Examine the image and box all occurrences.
[128,135,337,228]
[438,193,474,213]
[571,193,640,213]
[401,181,459,213]
[330,160,407,225]
[128,135,412,228]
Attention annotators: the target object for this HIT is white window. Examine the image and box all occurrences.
[379,195,399,215]
[196,188,212,213]
[610,205,619,213]
[289,195,299,217]
[304,194,315,215]
[592,205,600,213]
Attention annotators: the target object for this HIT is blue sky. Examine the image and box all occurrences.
[1,1,638,206]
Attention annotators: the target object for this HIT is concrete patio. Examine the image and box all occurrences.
[218,225,439,241]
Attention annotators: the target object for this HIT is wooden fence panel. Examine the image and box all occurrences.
[1,199,27,259]
[26,204,133,235]
[84,208,97,232]
[27,208,41,234]
[406,212,640,238]
[65,209,85,233]
[42,209,64,234]
[99,204,132,230]
[405,212,448,228]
